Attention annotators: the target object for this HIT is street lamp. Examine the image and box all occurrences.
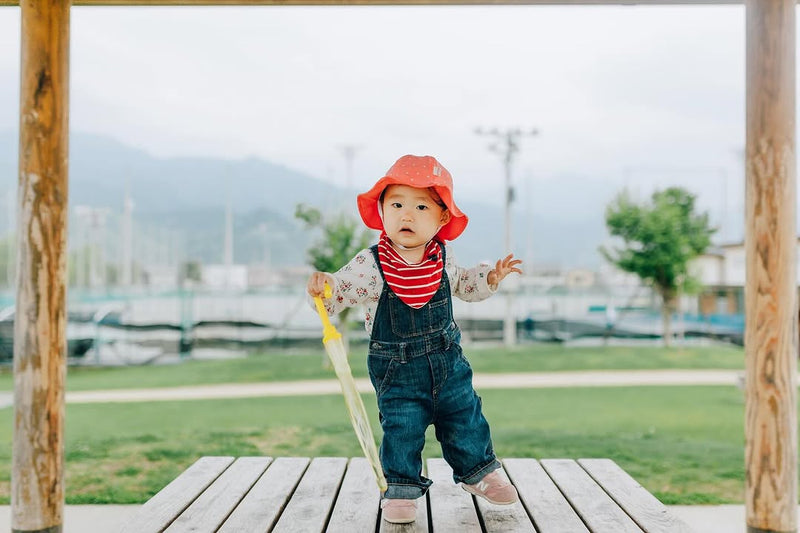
[475,127,539,346]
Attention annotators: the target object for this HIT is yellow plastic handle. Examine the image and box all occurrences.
[312,282,342,343]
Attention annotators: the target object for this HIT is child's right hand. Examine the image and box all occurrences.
[307,272,333,298]
[487,254,523,290]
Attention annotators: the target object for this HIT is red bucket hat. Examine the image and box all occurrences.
[357,155,468,241]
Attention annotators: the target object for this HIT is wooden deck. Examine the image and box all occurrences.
[121,456,694,532]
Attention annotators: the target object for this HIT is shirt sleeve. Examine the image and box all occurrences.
[308,248,382,316]
[445,244,496,302]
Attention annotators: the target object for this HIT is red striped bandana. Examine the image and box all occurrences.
[377,233,443,309]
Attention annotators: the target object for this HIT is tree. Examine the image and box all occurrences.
[601,187,715,347]
[295,204,374,358]
[181,260,203,285]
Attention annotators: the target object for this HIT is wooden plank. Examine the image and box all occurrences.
[472,466,536,532]
[503,458,588,533]
[164,457,271,533]
[579,459,692,533]
[11,1,70,531]
[120,456,235,533]
[327,457,382,532]
[379,495,429,533]
[426,458,481,532]
[541,459,642,533]
[744,2,798,532]
[271,457,348,532]
[219,457,309,533]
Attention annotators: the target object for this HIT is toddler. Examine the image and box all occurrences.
[307,154,522,524]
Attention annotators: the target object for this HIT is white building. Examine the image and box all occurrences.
[142,264,182,289]
[201,264,249,290]
[688,240,800,315]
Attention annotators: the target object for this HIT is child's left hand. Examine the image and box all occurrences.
[487,254,523,289]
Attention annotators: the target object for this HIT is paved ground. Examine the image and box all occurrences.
[0,503,788,532]
[0,368,748,408]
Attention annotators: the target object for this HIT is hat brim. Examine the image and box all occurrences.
[357,176,468,241]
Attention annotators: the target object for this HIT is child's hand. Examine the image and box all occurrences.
[307,272,333,298]
[487,254,523,289]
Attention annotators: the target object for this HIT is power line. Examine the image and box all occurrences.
[475,127,538,254]
[475,126,539,347]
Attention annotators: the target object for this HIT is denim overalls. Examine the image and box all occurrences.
[367,244,500,499]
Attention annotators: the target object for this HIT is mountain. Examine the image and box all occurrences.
[0,130,610,269]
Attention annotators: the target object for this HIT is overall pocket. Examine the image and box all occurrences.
[367,348,399,396]
[389,297,450,338]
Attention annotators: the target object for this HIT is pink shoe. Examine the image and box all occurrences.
[381,498,417,524]
[462,470,519,505]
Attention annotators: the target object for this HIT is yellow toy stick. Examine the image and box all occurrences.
[313,283,388,492]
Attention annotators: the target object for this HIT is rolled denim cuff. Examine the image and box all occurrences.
[383,476,433,499]
[455,458,501,485]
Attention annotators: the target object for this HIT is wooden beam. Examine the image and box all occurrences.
[0,0,757,6]
[12,0,70,532]
[745,1,797,532]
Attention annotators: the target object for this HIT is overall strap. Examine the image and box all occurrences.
[369,244,385,281]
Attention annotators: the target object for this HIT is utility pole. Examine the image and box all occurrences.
[718,167,728,243]
[74,205,110,290]
[224,192,233,289]
[121,181,134,287]
[338,144,363,192]
[338,144,363,213]
[524,169,534,271]
[475,126,538,346]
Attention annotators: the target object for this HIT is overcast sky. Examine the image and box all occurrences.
[0,4,751,230]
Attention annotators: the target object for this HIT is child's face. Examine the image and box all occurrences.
[381,184,451,248]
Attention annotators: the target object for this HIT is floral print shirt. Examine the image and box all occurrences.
[316,244,496,335]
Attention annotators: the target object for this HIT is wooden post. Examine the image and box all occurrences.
[745,1,797,532]
[12,1,70,532]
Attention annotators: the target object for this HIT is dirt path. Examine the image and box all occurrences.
[43,369,748,405]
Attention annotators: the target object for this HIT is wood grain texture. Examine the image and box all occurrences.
[271,457,347,532]
[120,456,235,533]
[579,459,693,533]
[218,457,309,532]
[12,1,71,531]
[327,457,382,532]
[503,458,588,533]
[541,459,642,533]
[122,456,695,532]
[426,458,481,532]
[745,1,797,532]
[164,457,270,533]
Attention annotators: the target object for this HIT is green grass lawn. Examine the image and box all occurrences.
[0,343,744,391]
[0,385,747,505]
